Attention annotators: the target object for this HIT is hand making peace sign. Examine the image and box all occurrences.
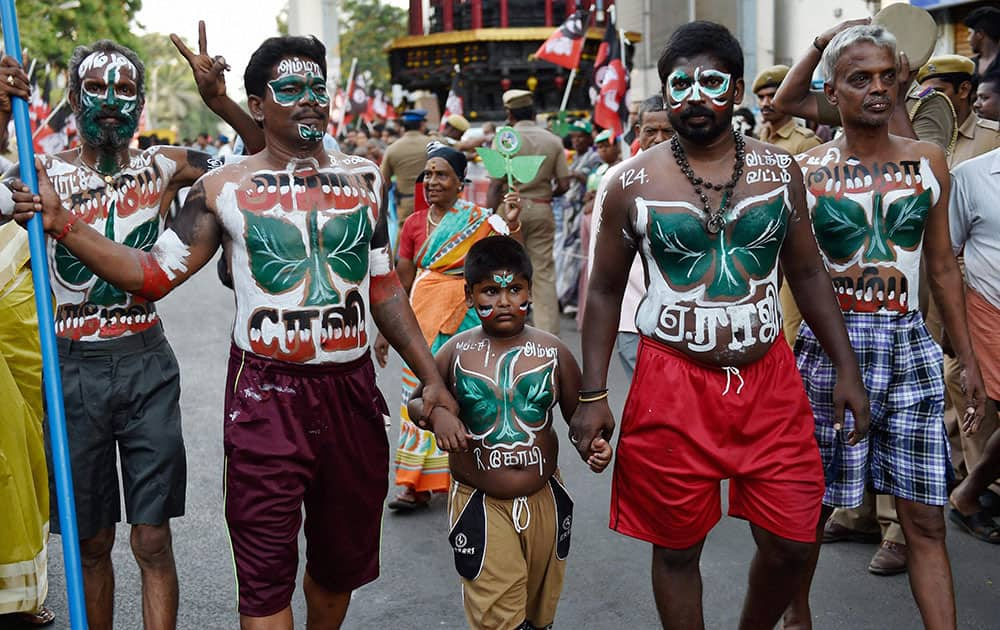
[170,20,231,105]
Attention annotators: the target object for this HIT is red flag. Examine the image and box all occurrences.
[440,68,465,130]
[534,10,591,71]
[591,15,629,138]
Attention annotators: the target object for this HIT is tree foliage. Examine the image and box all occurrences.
[339,0,406,91]
[12,0,143,68]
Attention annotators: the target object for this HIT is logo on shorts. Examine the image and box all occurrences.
[562,516,572,531]
[453,532,476,555]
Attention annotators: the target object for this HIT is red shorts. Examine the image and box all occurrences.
[223,346,390,617]
[611,336,824,549]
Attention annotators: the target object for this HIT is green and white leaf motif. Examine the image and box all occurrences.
[323,205,372,284]
[88,217,161,306]
[243,210,309,295]
[813,195,869,262]
[884,188,930,249]
[491,349,530,446]
[455,363,500,435]
[728,194,787,278]
[475,147,508,179]
[54,241,94,286]
[512,361,555,426]
[510,155,546,184]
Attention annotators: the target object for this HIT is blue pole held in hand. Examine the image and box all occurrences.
[0,1,89,628]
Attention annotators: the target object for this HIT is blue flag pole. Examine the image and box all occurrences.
[0,1,89,628]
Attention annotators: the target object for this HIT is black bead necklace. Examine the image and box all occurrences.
[669,129,746,234]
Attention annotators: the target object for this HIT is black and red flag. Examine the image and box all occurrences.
[440,66,465,130]
[348,71,370,119]
[534,9,591,71]
[591,13,629,138]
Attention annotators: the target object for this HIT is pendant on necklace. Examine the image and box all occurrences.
[706,214,726,234]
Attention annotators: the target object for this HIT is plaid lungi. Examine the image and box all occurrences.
[795,311,949,508]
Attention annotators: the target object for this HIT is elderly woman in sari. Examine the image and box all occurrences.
[375,143,522,510]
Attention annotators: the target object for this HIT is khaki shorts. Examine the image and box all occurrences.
[448,475,573,630]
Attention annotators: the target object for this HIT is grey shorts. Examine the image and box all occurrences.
[49,323,186,539]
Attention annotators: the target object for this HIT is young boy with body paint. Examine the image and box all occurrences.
[409,236,611,630]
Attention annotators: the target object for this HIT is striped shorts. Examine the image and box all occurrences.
[795,311,949,507]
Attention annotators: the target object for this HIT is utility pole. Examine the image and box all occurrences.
[288,0,342,85]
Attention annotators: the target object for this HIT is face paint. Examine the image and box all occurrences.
[476,304,495,319]
[77,51,141,155]
[666,67,732,111]
[518,301,530,312]
[298,124,324,141]
[493,272,514,288]
[267,73,330,107]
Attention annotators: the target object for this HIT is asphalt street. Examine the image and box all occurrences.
[37,259,1000,629]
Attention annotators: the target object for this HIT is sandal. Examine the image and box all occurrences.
[8,606,56,627]
[388,491,431,511]
[948,507,1000,544]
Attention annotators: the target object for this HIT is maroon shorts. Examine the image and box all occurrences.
[611,336,824,549]
[223,345,390,617]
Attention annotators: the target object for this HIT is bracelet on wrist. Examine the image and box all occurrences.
[508,220,522,234]
[52,214,79,241]
[578,388,609,403]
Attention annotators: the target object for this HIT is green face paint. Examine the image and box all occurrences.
[493,272,514,288]
[666,67,732,111]
[267,73,330,107]
[298,124,324,142]
[77,58,141,161]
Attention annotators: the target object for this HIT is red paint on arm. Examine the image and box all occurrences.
[370,270,404,305]
[139,253,173,301]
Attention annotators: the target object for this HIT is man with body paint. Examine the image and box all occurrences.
[786,25,987,630]
[570,22,869,630]
[12,35,460,630]
[0,37,260,630]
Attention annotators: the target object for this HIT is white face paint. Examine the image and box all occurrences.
[666,67,732,111]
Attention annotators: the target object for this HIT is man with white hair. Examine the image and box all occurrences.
[789,25,987,630]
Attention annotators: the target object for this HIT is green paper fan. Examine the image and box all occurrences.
[510,155,546,184]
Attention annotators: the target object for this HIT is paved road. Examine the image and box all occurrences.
[39,260,1000,628]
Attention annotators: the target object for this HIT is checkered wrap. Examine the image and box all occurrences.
[795,311,949,507]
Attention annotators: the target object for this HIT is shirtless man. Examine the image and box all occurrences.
[0,37,256,629]
[13,35,459,630]
[790,25,986,630]
[569,21,869,629]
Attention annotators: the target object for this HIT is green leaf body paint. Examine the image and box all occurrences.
[454,348,556,449]
[55,200,159,306]
[648,194,787,299]
[812,189,930,264]
[242,206,372,305]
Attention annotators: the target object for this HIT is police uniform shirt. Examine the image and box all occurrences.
[950,113,1000,168]
[906,84,957,153]
[380,130,430,196]
[507,121,569,200]
[759,119,822,155]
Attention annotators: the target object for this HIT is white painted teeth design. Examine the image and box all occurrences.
[321,185,331,194]
[250,329,261,342]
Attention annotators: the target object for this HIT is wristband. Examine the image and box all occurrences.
[508,220,522,234]
[52,214,79,241]
[0,183,14,217]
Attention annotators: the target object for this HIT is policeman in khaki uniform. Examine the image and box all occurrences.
[381,108,431,225]
[917,54,1000,167]
[917,53,1000,498]
[752,65,821,347]
[486,89,570,335]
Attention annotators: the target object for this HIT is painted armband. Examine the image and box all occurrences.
[137,229,190,301]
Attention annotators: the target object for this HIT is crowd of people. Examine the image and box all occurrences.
[0,4,999,630]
